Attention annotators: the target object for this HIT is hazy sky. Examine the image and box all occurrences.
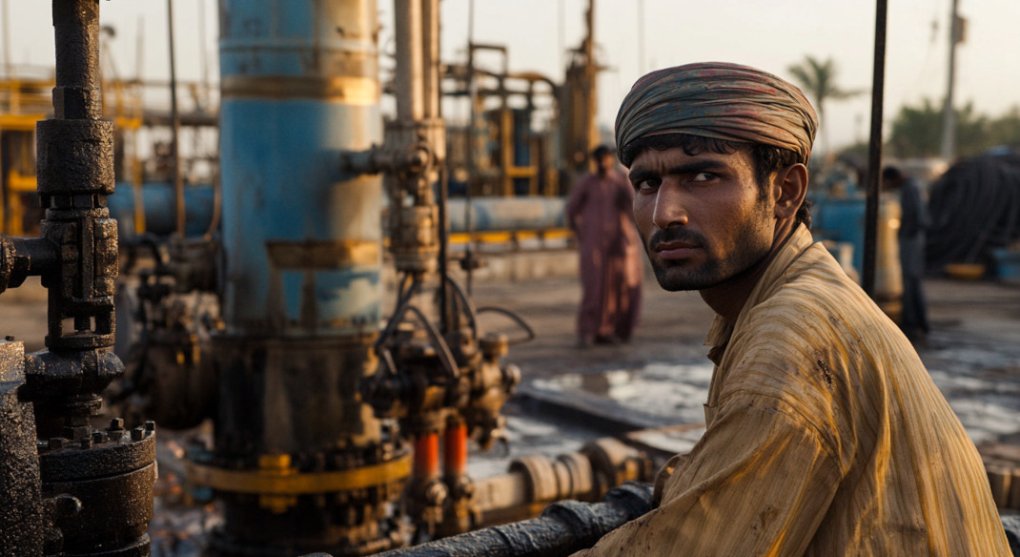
[7,0,1020,154]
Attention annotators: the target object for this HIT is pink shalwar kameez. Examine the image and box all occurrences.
[566,170,643,343]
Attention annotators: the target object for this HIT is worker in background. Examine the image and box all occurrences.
[883,165,931,344]
[574,62,1009,556]
[566,145,643,348]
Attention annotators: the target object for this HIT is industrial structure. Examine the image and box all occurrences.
[0,1,155,554]
[29,0,647,556]
[6,1,1019,557]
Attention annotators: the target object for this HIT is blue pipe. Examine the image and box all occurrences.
[108,182,215,238]
[219,0,382,337]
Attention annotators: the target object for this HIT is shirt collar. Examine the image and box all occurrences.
[704,224,816,359]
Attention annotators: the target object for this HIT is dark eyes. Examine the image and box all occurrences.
[633,172,717,192]
[634,177,661,192]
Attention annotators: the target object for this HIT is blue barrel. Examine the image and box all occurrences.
[108,182,215,238]
[219,0,382,337]
[446,197,567,232]
[812,193,866,273]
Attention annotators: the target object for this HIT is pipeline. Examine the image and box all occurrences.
[372,483,653,557]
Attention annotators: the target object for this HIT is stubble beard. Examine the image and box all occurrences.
[645,213,774,292]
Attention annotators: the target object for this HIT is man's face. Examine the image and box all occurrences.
[628,146,776,291]
[596,153,615,173]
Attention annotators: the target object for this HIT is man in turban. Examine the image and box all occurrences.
[574,62,1009,556]
[566,145,643,348]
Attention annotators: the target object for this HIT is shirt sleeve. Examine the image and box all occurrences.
[566,178,588,232]
[572,392,843,557]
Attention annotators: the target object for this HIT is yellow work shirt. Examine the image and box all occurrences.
[575,225,1010,556]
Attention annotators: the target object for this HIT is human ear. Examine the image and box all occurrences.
[772,163,808,220]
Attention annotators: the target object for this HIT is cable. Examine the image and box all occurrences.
[405,304,460,380]
[475,305,535,345]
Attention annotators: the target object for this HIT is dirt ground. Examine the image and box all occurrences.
[467,271,1020,380]
[3,270,1019,419]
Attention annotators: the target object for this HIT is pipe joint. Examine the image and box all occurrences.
[0,237,60,295]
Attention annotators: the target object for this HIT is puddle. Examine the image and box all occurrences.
[527,359,1020,447]
[531,362,715,426]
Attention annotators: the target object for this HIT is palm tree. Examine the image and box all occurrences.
[787,55,863,158]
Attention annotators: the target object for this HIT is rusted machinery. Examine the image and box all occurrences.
[103,1,650,555]
[113,0,523,555]
[0,1,155,555]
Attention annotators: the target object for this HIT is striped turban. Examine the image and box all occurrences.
[615,62,819,166]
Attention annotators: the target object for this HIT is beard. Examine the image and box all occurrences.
[644,216,774,292]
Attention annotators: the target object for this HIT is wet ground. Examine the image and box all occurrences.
[2,269,1019,554]
[468,270,1020,442]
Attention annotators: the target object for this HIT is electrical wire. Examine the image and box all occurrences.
[475,305,535,345]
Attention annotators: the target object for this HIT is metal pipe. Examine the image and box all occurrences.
[439,162,450,332]
[166,0,185,237]
[394,0,425,121]
[1,0,10,79]
[584,0,597,157]
[940,0,960,161]
[443,420,468,478]
[52,0,102,119]
[422,0,441,119]
[375,483,654,557]
[464,0,477,294]
[863,0,888,297]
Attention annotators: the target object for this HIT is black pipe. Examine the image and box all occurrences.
[439,164,450,334]
[373,483,653,557]
[863,0,887,297]
[167,0,185,237]
[52,0,101,120]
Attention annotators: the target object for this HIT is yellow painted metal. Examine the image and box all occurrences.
[448,227,572,246]
[4,170,37,236]
[265,239,382,269]
[185,452,412,495]
[221,75,380,105]
[0,114,44,131]
[8,170,36,192]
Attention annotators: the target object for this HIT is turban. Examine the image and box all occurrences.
[615,62,819,166]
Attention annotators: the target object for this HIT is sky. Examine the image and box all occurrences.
[6,0,1020,155]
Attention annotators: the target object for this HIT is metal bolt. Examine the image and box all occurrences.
[144,420,156,432]
[91,431,105,444]
[108,417,124,431]
[52,494,82,519]
[130,427,144,441]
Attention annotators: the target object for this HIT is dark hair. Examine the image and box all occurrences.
[621,134,811,228]
[881,166,904,182]
[592,144,613,160]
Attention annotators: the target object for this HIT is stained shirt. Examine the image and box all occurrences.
[574,225,1009,556]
